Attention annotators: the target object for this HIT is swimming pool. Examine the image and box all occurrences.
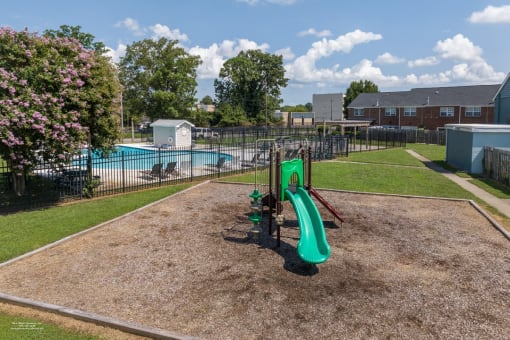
[74,145,232,170]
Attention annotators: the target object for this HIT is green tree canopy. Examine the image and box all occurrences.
[188,107,213,127]
[344,79,379,117]
[44,24,107,53]
[280,104,310,112]
[200,95,214,105]
[119,38,201,122]
[213,103,250,127]
[214,49,288,125]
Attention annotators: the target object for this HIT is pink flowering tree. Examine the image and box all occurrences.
[0,27,119,196]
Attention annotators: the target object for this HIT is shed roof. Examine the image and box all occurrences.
[348,84,500,108]
[445,123,510,133]
[150,119,195,128]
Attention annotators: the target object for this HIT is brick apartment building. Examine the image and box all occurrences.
[347,84,500,130]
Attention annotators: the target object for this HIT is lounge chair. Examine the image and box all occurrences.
[241,153,260,168]
[164,161,178,177]
[227,155,241,169]
[178,160,191,176]
[287,149,300,160]
[140,163,163,179]
[57,168,89,193]
[205,157,226,171]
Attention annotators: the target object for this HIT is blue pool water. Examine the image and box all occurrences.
[75,145,232,170]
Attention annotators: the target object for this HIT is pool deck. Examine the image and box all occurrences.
[91,143,264,188]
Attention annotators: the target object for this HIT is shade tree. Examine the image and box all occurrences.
[214,50,288,125]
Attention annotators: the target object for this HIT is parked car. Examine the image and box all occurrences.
[192,127,218,139]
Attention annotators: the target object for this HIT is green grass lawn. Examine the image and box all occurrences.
[407,143,510,199]
[345,147,426,167]
[226,160,475,200]
[0,312,99,340]
[311,161,476,199]
[406,143,446,163]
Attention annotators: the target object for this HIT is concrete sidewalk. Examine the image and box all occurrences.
[407,149,510,219]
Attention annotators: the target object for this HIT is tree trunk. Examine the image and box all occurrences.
[11,171,26,196]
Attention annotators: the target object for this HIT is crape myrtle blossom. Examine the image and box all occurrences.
[0,27,95,176]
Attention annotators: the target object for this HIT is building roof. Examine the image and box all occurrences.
[493,72,510,100]
[348,84,500,108]
[150,119,195,128]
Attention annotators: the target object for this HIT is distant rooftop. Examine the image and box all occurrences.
[348,84,500,108]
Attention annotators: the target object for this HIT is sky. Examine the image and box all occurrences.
[1,0,509,105]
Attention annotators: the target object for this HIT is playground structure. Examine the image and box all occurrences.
[248,139,344,264]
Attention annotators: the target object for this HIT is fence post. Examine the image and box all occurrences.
[158,147,162,186]
[217,143,221,179]
[190,143,194,181]
[121,151,126,193]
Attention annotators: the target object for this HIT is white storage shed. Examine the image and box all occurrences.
[150,119,195,148]
[445,124,510,174]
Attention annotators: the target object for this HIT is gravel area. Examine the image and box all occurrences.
[0,182,509,339]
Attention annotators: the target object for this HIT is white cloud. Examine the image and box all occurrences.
[149,24,189,41]
[298,28,332,38]
[375,52,405,64]
[105,43,127,63]
[189,39,270,79]
[115,17,145,36]
[116,18,188,42]
[285,29,382,82]
[440,61,505,83]
[112,18,505,98]
[311,29,382,58]
[342,59,400,84]
[398,61,505,87]
[468,5,510,23]
[283,29,504,91]
[275,47,295,61]
[408,56,439,68]
[433,34,483,62]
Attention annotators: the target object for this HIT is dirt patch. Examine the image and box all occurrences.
[0,182,509,339]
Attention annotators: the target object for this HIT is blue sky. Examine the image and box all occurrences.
[1,0,509,105]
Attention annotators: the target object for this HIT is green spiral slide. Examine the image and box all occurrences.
[280,159,331,264]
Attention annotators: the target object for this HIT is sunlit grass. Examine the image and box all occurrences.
[344,148,425,167]
[0,312,99,339]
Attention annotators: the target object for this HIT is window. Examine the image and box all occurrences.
[353,108,364,116]
[440,107,454,117]
[385,107,396,116]
[465,106,481,117]
[404,107,416,117]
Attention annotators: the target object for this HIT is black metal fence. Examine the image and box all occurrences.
[402,129,446,145]
[483,146,510,186]
[0,127,410,213]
